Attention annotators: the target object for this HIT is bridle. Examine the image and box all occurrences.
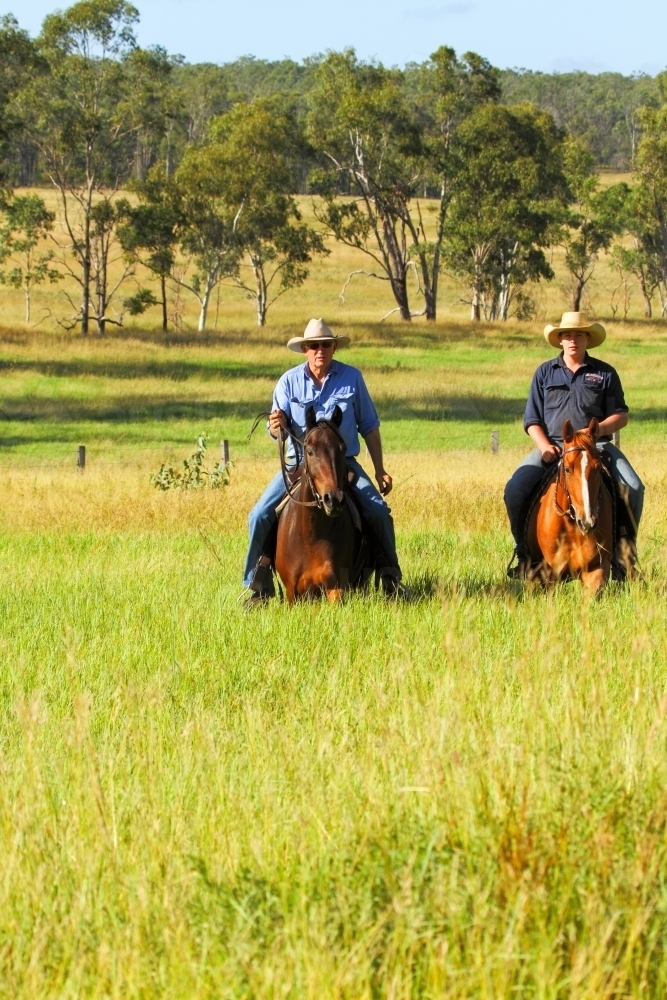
[247,410,346,510]
[554,444,600,523]
[277,421,346,510]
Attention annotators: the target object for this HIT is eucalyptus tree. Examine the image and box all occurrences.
[0,194,61,321]
[168,98,326,330]
[558,138,626,311]
[117,168,180,330]
[630,103,667,314]
[17,0,174,333]
[0,15,42,187]
[307,50,423,321]
[499,69,661,170]
[307,48,500,321]
[209,99,327,326]
[412,46,501,318]
[169,139,243,332]
[172,63,230,146]
[125,44,177,182]
[441,103,567,321]
[603,181,665,319]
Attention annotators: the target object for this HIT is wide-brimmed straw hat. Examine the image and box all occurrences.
[287,318,350,353]
[544,311,606,349]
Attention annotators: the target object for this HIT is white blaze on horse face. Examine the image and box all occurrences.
[580,451,593,526]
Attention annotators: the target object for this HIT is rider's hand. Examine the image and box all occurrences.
[268,409,288,439]
[376,471,393,496]
[540,443,561,464]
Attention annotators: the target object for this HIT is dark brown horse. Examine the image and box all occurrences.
[527,418,614,594]
[275,405,361,603]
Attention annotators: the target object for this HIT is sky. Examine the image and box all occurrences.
[5,0,666,76]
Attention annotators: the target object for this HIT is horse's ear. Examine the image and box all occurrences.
[305,405,317,431]
[331,404,343,427]
[588,417,599,440]
[563,419,574,443]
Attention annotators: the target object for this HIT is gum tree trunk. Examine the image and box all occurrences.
[252,255,268,327]
[161,273,168,331]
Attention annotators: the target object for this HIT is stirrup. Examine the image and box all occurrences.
[243,590,272,611]
[377,567,410,598]
[506,549,530,580]
[248,554,275,599]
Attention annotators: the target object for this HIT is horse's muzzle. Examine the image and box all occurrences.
[576,515,597,534]
[322,490,345,517]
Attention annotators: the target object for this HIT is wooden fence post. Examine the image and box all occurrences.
[221,439,230,465]
[77,445,86,472]
[491,430,499,454]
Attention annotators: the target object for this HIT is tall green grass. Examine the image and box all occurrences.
[1,324,667,996]
[2,528,667,996]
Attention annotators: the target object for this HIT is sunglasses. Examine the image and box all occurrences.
[305,341,334,350]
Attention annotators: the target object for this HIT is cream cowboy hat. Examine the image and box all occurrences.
[287,318,350,353]
[544,311,606,349]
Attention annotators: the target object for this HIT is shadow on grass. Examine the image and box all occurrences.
[0,396,273,427]
[377,394,526,423]
[0,320,540,351]
[403,572,440,600]
[406,572,515,601]
[439,575,514,599]
[0,358,284,383]
[2,392,664,432]
[0,392,528,426]
[1,316,665,354]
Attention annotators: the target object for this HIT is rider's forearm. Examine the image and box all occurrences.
[598,411,628,436]
[363,428,385,476]
[527,424,553,452]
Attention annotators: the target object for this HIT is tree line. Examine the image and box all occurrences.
[1,0,667,332]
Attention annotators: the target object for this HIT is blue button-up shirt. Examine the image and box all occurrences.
[272,359,380,458]
[524,352,628,444]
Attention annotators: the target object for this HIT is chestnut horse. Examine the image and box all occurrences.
[527,418,613,594]
[275,404,361,603]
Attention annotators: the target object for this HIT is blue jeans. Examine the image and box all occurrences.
[243,457,400,586]
[503,443,644,549]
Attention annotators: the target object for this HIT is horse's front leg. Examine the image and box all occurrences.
[580,565,608,596]
[323,568,347,603]
[319,561,349,603]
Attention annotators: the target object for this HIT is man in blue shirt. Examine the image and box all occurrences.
[504,312,644,577]
[244,318,402,605]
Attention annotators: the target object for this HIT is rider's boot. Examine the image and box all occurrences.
[378,567,412,600]
[506,546,531,580]
[612,533,639,582]
[244,555,276,610]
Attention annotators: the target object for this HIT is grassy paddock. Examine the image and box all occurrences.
[1,321,667,997]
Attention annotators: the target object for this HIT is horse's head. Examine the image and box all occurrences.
[304,404,347,516]
[560,418,602,534]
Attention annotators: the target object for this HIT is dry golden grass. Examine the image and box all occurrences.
[3,183,659,334]
[1,445,666,546]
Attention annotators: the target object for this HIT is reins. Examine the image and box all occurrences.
[278,425,321,508]
[248,411,346,510]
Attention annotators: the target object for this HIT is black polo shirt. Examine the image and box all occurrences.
[524,353,628,444]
